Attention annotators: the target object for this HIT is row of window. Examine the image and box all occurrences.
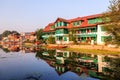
[76,27,97,33]
[55,22,67,27]
[55,29,68,34]
[50,18,102,30]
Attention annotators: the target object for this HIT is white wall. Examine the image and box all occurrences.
[97,25,109,45]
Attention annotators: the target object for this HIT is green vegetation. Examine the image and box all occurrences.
[35,28,43,40]
[69,29,77,44]
[103,57,120,80]
[102,0,120,45]
[2,48,10,53]
[47,36,55,44]
[0,30,20,40]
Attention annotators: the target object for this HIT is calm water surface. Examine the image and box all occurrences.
[0,47,119,80]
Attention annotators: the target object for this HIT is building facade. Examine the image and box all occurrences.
[42,14,110,45]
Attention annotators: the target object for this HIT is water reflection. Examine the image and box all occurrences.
[36,49,120,80]
[0,44,120,80]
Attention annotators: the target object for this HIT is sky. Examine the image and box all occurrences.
[0,0,110,34]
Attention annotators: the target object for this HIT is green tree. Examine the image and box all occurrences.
[69,29,77,44]
[11,30,20,35]
[0,34,2,40]
[102,0,120,45]
[2,30,11,37]
[104,57,120,80]
[47,36,55,44]
[35,29,43,40]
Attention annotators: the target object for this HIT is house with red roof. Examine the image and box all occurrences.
[42,14,111,45]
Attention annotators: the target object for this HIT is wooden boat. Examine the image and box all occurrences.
[47,45,67,48]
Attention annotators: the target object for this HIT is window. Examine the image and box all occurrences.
[91,37,97,41]
[81,37,86,41]
[55,29,68,34]
[50,25,55,30]
[88,18,102,24]
[64,37,67,41]
[81,29,86,33]
[91,27,97,32]
[73,21,81,26]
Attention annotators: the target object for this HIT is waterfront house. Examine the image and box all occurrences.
[20,32,36,43]
[42,14,111,45]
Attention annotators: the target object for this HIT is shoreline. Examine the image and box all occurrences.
[44,44,120,55]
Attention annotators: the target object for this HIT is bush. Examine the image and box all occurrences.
[47,36,55,44]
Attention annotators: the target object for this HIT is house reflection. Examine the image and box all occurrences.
[0,43,40,53]
[36,49,120,79]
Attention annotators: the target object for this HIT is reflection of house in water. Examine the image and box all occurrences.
[1,33,20,51]
[19,46,38,53]
[0,32,37,52]
[38,49,120,79]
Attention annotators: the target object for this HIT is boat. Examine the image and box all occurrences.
[47,45,67,48]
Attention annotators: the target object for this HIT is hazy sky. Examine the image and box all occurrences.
[0,0,110,33]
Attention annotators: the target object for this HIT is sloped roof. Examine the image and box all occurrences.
[82,14,102,19]
[43,13,102,32]
[43,23,54,32]
[55,17,68,23]
[68,17,82,22]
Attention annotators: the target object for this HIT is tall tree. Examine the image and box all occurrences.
[11,30,20,35]
[47,36,55,44]
[0,34,2,40]
[102,0,120,45]
[35,28,43,40]
[2,30,11,37]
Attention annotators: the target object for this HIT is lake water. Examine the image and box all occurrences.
[0,47,120,80]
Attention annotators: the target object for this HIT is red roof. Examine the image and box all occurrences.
[81,14,102,19]
[43,13,102,32]
[68,17,82,22]
[43,23,54,32]
[55,17,68,23]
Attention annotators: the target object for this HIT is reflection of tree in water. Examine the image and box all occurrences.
[0,45,2,48]
[104,56,120,80]
[2,48,10,53]
[35,49,44,59]
[47,49,56,58]
[35,49,56,60]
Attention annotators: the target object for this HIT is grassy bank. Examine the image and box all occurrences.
[62,47,120,55]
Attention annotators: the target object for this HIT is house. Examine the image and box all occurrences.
[42,14,111,45]
[20,32,36,43]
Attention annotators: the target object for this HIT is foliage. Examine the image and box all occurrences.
[69,29,77,43]
[104,57,120,80]
[102,0,120,45]
[0,34,2,40]
[47,36,55,44]
[47,49,56,58]
[2,30,11,37]
[35,50,44,59]
[35,28,43,40]
[11,30,20,35]
[1,30,20,38]
[2,48,10,53]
